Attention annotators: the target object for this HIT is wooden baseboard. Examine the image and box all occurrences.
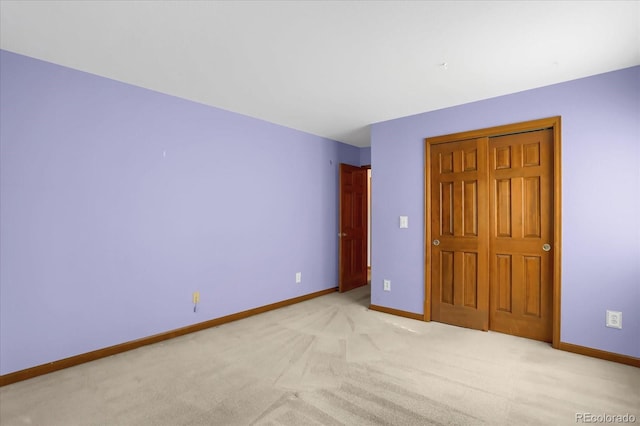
[368,304,423,321]
[0,287,338,387]
[558,342,639,367]
[365,307,638,367]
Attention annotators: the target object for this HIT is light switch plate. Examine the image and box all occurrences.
[400,216,408,228]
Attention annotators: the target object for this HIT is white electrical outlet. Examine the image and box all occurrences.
[606,310,622,329]
[295,272,302,283]
[383,280,391,291]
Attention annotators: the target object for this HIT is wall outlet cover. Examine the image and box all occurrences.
[605,310,622,329]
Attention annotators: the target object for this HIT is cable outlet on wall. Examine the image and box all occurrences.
[192,291,200,313]
[605,310,622,329]
[295,272,302,284]
[383,280,391,291]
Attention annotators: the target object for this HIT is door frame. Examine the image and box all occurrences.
[423,117,562,348]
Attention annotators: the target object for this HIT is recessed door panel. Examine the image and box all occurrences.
[441,152,454,173]
[496,179,512,237]
[495,146,511,170]
[464,149,478,171]
[523,177,541,238]
[441,182,454,236]
[524,256,542,317]
[463,252,478,308]
[440,251,454,305]
[463,180,478,237]
[523,143,540,167]
[495,254,512,313]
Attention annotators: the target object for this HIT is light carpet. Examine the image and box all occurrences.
[1,285,638,425]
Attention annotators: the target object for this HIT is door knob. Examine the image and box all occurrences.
[542,243,551,252]
[433,239,440,246]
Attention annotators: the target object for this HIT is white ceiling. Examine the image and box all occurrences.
[1,1,638,147]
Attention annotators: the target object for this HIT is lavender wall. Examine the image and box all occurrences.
[0,50,362,375]
[371,67,640,358]
[360,147,371,166]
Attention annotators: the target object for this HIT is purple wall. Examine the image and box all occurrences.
[371,66,640,357]
[360,147,371,166]
[0,50,363,375]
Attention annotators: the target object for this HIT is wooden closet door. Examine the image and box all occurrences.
[430,138,490,331]
[489,129,553,342]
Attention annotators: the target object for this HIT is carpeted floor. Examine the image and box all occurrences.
[1,284,638,425]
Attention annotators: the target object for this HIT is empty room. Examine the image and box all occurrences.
[1,1,638,425]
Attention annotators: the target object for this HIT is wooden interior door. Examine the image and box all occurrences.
[339,164,368,292]
[489,129,553,342]
[430,138,490,330]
